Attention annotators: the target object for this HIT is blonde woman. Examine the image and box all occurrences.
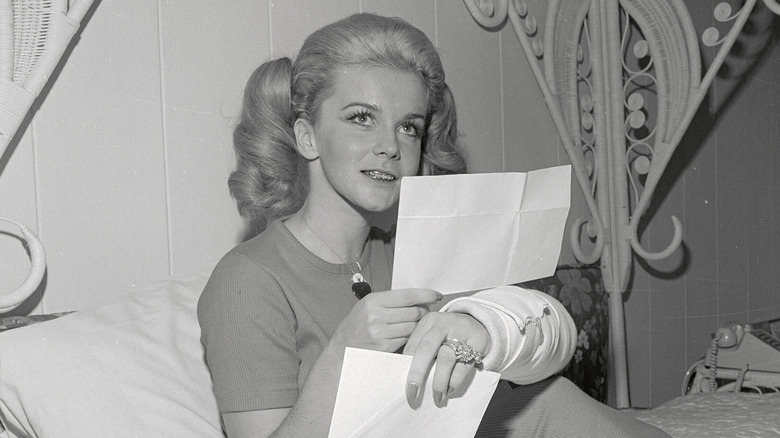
[198,13,669,438]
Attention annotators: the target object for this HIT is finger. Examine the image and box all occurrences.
[402,312,437,355]
[405,326,446,405]
[368,321,419,340]
[430,345,457,404]
[439,361,475,400]
[383,337,411,355]
[375,288,442,308]
[387,305,429,324]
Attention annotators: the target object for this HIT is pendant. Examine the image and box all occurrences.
[352,281,372,299]
[351,273,372,299]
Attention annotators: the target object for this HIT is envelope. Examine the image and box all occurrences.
[328,348,500,438]
[391,165,571,294]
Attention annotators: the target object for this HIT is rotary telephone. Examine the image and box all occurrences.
[707,319,780,373]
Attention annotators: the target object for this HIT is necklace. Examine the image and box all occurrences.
[300,215,373,299]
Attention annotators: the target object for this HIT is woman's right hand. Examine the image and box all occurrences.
[330,288,443,353]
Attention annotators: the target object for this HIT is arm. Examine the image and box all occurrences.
[223,409,289,437]
[401,285,575,404]
[440,285,577,384]
[221,339,346,438]
[220,291,442,437]
[199,255,442,437]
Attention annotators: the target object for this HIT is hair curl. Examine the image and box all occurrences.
[229,13,466,233]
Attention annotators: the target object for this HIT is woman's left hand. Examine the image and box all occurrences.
[402,311,489,406]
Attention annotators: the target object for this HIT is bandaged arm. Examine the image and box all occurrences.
[439,285,577,384]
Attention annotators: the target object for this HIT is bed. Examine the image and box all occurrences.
[2,263,779,438]
[628,392,780,438]
[0,264,610,437]
[625,323,780,436]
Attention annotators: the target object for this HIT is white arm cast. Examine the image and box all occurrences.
[440,285,576,385]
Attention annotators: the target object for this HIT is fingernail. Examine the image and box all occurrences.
[436,292,443,300]
[433,390,443,404]
[447,386,456,396]
[406,382,419,403]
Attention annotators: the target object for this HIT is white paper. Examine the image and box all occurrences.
[391,165,571,294]
[328,348,500,438]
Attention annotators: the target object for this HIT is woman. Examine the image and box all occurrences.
[198,13,669,438]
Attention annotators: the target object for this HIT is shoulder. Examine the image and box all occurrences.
[211,219,299,278]
[198,221,294,320]
[198,256,285,324]
[232,220,292,262]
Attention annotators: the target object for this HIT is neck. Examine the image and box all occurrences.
[290,201,371,264]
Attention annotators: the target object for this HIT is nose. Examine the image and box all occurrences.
[372,127,400,160]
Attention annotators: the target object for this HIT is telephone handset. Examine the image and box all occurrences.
[714,323,742,348]
[708,320,780,373]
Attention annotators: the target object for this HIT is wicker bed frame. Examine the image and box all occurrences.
[0,0,95,311]
[463,0,780,409]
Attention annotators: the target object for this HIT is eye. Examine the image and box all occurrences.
[348,111,374,126]
[399,121,423,138]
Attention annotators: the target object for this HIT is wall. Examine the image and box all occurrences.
[0,0,778,408]
[626,1,780,407]
[0,2,580,313]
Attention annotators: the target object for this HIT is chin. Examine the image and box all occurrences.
[352,187,400,213]
[360,203,396,214]
[356,196,399,214]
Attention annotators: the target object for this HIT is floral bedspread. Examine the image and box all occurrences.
[627,392,780,437]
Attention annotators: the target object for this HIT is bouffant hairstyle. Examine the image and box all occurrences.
[229,13,466,233]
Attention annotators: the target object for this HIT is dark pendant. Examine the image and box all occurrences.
[352,281,372,299]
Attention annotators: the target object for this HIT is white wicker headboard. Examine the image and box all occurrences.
[0,0,95,311]
[463,0,780,408]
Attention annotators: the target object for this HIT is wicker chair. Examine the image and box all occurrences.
[0,0,94,311]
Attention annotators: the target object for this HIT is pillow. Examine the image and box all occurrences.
[0,267,224,438]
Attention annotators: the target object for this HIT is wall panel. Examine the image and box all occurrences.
[270,0,359,58]
[436,4,503,174]
[500,25,558,173]
[32,0,169,312]
[361,0,435,37]
[158,1,266,275]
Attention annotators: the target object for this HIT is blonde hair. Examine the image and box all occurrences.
[229,13,466,233]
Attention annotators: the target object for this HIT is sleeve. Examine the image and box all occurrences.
[197,253,300,412]
[439,285,576,385]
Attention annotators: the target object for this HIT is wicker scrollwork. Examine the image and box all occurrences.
[463,0,778,408]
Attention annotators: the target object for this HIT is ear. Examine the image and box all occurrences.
[294,118,319,160]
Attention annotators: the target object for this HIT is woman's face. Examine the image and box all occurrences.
[303,66,428,214]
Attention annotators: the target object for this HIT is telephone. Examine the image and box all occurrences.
[682,319,780,394]
[707,319,780,373]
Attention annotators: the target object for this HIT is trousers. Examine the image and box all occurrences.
[475,377,671,437]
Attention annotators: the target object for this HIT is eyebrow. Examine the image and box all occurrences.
[341,102,380,112]
[341,102,426,121]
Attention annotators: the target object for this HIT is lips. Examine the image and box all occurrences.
[362,170,396,182]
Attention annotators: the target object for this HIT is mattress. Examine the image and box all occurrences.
[628,392,780,438]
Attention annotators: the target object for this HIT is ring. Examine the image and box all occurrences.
[442,337,484,367]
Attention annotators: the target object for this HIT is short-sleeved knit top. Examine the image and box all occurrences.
[197,218,394,413]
